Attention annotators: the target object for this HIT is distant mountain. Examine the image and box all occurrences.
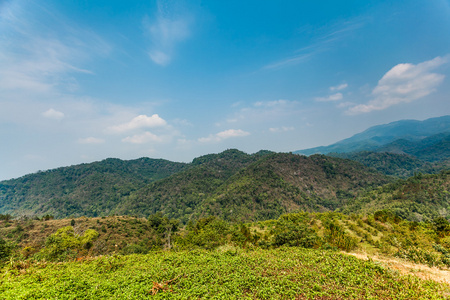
[0,150,390,222]
[295,115,450,156]
[377,132,450,162]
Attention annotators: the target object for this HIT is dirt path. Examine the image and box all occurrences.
[346,252,450,285]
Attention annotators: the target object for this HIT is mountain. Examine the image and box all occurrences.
[295,115,450,155]
[196,153,390,222]
[0,157,188,218]
[0,150,390,222]
[377,132,450,162]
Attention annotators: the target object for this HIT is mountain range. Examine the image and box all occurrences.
[294,115,450,158]
[1,116,449,223]
[0,150,390,222]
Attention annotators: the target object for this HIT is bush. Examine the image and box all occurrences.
[37,226,99,261]
[272,221,320,248]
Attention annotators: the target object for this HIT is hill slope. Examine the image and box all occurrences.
[329,151,448,178]
[341,170,450,221]
[197,153,390,222]
[0,151,390,222]
[0,157,188,218]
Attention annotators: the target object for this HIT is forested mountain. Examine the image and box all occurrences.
[0,157,188,218]
[196,153,389,222]
[341,170,450,221]
[377,132,450,162]
[0,150,389,222]
[295,115,450,155]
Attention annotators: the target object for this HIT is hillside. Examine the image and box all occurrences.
[197,153,390,222]
[111,153,390,222]
[295,115,450,155]
[378,132,450,162]
[0,150,273,220]
[0,150,390,222]
[329,151,448,178]
[1,211,450,298]
[0,157,188,218]
[341,170,450,221]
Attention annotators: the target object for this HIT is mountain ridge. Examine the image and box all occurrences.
[295,115,450,156]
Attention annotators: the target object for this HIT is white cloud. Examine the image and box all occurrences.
[198,129,250,143]
[78,137,105,144]
[347,56,448,114]
[269,126,295,133]
[42,108,65,120]
[315,93,343,102]
[330,83,348,91]
[108,114,167,133]
[254,99,289,107]
[122,131,164,144]
[143,1,193,66]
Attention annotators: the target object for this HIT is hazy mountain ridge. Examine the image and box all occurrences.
[295,115,450,156]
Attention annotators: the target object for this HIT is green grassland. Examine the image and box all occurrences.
[1,247,449,299]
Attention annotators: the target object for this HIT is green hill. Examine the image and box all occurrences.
[329,151,448,178]
[341,170,450,221]
[0,157,188,218]
[197,153,390,222]
[0,150,390,222]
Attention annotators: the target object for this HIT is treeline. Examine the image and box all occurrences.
[1,210,449,268]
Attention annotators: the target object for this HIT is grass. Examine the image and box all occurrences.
[1,247,449,299]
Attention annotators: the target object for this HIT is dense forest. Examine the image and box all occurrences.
[0,150,390,222]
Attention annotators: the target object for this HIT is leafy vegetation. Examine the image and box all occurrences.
[1,206,450,298]
[341,170,450,221]
[1,247,448,299]
[330,151,449,178]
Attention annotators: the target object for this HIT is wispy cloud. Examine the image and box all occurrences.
[224,99,302,126]
[78,137,105,144]
[122,132,165,144]
[347,56,448,114]
[108,114,167,133]
[269,126,294,133]
[330,83,348,91]
[263,19,365,70]
[42,108,65,120]
[198,129,250,143]
[315,93,343,102]
[0,1,110,95]
[143,1,193,66]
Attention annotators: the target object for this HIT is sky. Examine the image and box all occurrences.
[1,0,450,180]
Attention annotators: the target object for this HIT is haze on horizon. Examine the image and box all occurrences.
[1,0,450,181]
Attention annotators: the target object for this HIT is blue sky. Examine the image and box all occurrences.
[1,0,450,180]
